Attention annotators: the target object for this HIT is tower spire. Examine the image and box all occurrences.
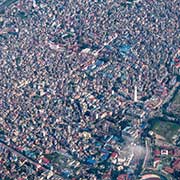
[134,85,138,102]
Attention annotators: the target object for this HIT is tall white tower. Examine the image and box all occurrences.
[134,85,138,102]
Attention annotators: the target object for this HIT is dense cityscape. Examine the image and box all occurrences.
[0,0,180,180]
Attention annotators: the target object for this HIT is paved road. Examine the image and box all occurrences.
[142,138,151,169]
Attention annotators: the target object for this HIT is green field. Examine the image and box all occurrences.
[151,119,180,143]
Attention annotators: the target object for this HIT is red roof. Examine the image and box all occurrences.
[154,157,160,161]
[164,166,174,174]
[173,158,180,170]
[117,174,129,180]
[42,157,50,164]
[174,58,179,62]
[175,63,180,68]
[111,152,118,158]
[174,149,180,157]
[154,149,160,156]
[16,146,24,151]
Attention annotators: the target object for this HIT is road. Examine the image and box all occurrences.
[142,138,151,169]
